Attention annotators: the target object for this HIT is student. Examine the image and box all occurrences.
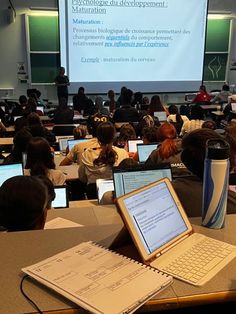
[53,97,74,124]
[113,89,139,122]
[72,86,88,113]
[211,84,232,104]
[191,84,211,104]
[104,89,117,113]
[145,122,190,177]
[24,137,66,185]
[0,176,48,231]
[54,66,70,101]
[148,95,169,117]
[173,128,236,217]
[180,104,204,136]
[79,121,129,198]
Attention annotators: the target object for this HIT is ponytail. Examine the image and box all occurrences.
[158,139,178,159]
[94,144,118,166]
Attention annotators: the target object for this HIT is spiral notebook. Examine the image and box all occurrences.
[22,241,172,314]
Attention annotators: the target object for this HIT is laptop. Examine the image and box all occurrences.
[113,164,172,198]
[36,106,44,114]
[137,143,159,163]
[0,163,23,186]
[154,111,167,122]
[13,116,23,122]
[52,186,69,209]
[58,138,70,153]
[116,178,236,286]
[231,103,236,111]
[127,139,143,153]
[96,179,114,204]
[67,139,90,151]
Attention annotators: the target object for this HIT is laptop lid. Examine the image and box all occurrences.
[127,139,143,153]
[36,106,44,113]
[137,143,159,163]
[0,163,24,186]
[115,178,192,263]
[231,103,236,111]
[52,185,69,209]
[59,138,69,152]
[113,164,172,198]
[96,179,114,204]
[67,139,89,151]
[154,111,167,122]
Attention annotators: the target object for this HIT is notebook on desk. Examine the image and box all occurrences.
[0,163,23,186]
[137,143,159,163]
[116,178,236,286]
[127,139,143,153]
[113,164,172,198]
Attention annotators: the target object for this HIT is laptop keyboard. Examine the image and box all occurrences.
[159,237,236,286]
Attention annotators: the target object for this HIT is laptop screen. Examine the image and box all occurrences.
[59,138,69,152]
[116,179,189,258]
[96,179,114,204]
[67,139,89,151]
[0,163,23,186]
[154,111,167,122]
[36,106,44,113]
[231,103,236,111]
[113,165,172,198]
[127,139,143,153]
[137,143,159,163]
[52,186,68,208]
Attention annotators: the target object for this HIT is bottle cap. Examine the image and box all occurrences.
[206,139,230,160]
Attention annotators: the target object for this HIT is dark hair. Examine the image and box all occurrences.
[181,128,222,178]
[200,84,207,92]
[27,112,41,126]
[19,95,27,105]
[0,176,48,231]
[156,123,178,159]
[58,97,68,109]
[149,95,165,116]
[190,104,204,120]
[118,158,138,169]
[87,113,109,137]
[202,120,217,130]
[73,125,87,139]
[222,84,230,91]
[94,122,118,166]
[142,126,158,143]
[123,89,133,105]
[25,137,56,176]
[36,175,55,209]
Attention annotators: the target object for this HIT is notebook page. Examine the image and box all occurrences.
[22,241,172,314]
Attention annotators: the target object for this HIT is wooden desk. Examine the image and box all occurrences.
[0,137,13,145]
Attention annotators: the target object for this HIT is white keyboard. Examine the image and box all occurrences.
[159,236,236,286]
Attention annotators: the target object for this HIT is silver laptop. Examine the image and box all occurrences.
[0,163,23,186]
[116,178,236,286]
[154,111,167,122]
[96,179,114,204]
[113,164,172,198]
[52,186,69,209]
[137,143,159,163]
[127,139,143,153]
[58,138,69,153]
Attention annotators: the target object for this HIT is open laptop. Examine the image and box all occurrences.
[52,186,69,209]
[67,139,90,151]
[137,143,159,163]
[113,164,172,198]
[231,102,236,111]
[58,138,70,154]
[116,178,236,286]
[127,139,143,153]
[153,111,167,122]
[96,179,114,204]
[0,163,23,186]
[36,106,44,114]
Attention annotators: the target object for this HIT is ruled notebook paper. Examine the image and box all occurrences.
[22,241,172,314]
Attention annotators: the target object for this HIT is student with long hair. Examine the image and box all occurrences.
[148,95,169,117]
[79,122,128,198]
[145,122,190,177]
[24,137,66,185]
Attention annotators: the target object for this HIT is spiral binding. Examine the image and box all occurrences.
[90,241,171,278]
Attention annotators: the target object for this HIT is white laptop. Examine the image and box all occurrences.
[52,186,69,209]
[231,103,236,111]
[154,111,167,122]
[67,139,90,151]
[116,178,236,286]
[0,163,23,186]
[113,164,172,198]
[137,143,159,163]
[127,139,143,153]
[36,106,44,114]
[96,179,114,204]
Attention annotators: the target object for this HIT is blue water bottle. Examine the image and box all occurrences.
[202,139,230,229]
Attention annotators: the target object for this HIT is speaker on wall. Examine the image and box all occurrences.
[6,6,15,24]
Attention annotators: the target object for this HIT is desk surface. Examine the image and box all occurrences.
[1,208,236,313]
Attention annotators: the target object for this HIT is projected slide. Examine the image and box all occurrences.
[59,0,208,93]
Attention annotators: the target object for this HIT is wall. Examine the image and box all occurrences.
[0,0,236,103]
